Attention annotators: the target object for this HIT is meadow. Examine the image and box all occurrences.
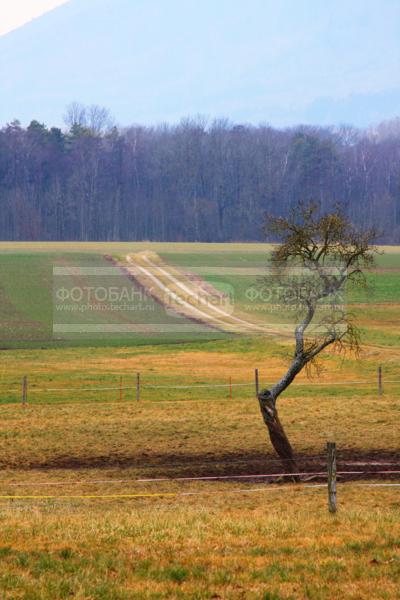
[1,241,400,348]
[0,242,399,598]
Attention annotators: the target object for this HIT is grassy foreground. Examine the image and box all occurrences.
[0,483,398,599]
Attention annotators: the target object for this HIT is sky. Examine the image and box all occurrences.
[0,0,399,127]
[0,0,68,36]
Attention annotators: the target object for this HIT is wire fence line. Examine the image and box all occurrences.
[2,378,400,394]
[0,469,400,488]
[0,480,399,502]
[1,468,399,492]
[0,453,398,485]
[0,364,398,406]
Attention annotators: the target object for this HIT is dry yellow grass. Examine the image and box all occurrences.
[0,335,396,387]
[0,480,398,599]
[0,241,276,254]
[0,240,396,253]
[0,338,398,470]
[0,391,398,472]
[0,352,398,598]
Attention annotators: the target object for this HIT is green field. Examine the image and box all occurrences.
[0,249,229,348]
[0,242,399,599]
[1,242,399,349]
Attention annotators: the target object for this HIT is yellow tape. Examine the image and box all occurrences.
[1,482,394,501]
[0,492,178,500]
[0,487,312,500]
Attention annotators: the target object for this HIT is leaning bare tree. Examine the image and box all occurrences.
[258,203,377,472]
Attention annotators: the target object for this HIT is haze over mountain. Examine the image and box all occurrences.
[0,0,399,128]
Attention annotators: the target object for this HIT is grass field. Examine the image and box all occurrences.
[0,242,399,598]
[1,242,400,348]
[0,250,227,348]
[0,483,399,599]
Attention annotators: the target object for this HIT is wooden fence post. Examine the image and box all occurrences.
[378,365,383,396]
[229,376,232,401]
[327,441,337,513]
[22,376,28,406]
[120,376,123,402]
[255,368,259,397]
[136,372,140,401]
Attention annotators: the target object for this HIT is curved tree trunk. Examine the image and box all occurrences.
[257,389,298,477]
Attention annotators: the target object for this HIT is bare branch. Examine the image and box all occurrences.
[262,202,377,402]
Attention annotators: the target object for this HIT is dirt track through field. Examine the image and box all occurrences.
[125,252,275,334]
[127,254,229,329]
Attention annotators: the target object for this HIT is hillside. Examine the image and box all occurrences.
[0,0,399,127]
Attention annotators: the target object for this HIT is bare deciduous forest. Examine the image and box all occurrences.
[1,110,400,242]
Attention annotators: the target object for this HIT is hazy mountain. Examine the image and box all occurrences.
[0,0,399,128]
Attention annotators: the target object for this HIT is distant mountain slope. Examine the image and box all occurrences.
[0,0,399,127]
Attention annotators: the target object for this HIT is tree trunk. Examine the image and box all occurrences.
[257,389,298,477]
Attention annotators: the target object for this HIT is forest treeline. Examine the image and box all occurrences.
[1,107,400,242]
